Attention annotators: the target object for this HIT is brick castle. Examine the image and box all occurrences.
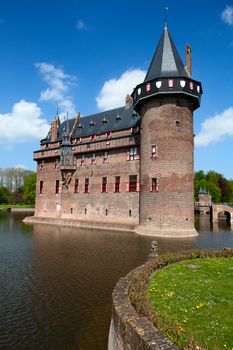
[31,24,202,236]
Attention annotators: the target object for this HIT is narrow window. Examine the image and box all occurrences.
[84,178,89,193]
[114,176,121,193]
[85,208,87,214]
[80,155,85,166]
[55,180,60,194]
[71,208,73,214]
[105,209,108,216]
[39,181,44,194]
[74,179,79,193]
[101,177,108,193]
[103,151,108,163]
[151,144,158,158]
[176,120,180,130]
[150,177,158,192]
[90,153,96,165]
[129,210,132,217]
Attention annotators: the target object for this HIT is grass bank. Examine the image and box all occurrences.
[128,249,233,350]
[0,204,34,210]
[149,258,233,350]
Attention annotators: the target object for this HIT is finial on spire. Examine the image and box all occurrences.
[56,104,59,116]
[164,6,168,29]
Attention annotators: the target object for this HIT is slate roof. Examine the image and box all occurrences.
[144,27,189,82]
[42,106,140,144]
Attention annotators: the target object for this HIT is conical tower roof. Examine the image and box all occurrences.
[144,26,189,82]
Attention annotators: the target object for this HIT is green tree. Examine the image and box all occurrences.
[23,172,36,205]
[0,187,11,203]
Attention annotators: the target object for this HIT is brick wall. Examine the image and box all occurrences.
[35,145,140,225]
[138,96,195,231]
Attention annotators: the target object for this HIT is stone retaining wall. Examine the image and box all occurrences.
[108,260,179,350]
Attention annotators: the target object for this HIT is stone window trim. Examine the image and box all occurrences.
[103,151,109,164]
[83,178,90,193]
[151,144,158,159]
[130,126,139,134]
[127,147,140,161]
[126,175,140,192]
[114,176,121,193]
[80,155,86,166]
[150,177,159,192]
[90,134,97,141]
[74,179,80,193]
[101,176,108,193]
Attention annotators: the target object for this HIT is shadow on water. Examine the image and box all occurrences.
[0,211,232,350]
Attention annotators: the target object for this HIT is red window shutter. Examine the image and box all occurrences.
[106,183,108,193]
[94,159,97,165]
[78,185,80,193]
[130,127,133,134]
[88,185,90,193]
[80,160,82,166]
[110,132,112,137]
[126,183,129,192]
[113,183,116,193]
[90,159,92,165]
[119,183,122,193]
[100,184,103,192]
[126,152,130,161]
[156,185,159,192]
[136,154,140,160]
[94,135,97,140]
[149,186,152,192]
[136,182,140,192]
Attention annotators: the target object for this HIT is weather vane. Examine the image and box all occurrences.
[164,6,168,28]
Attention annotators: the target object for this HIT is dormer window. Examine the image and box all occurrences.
[132,111,138,118]
[78,123,83,129]
[102,117,107,124]
[116,114,121,122]
[90,120,95,127]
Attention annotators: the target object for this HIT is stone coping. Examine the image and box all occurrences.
[108,248,233,350]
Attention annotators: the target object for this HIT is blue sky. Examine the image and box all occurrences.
[0,0,233,179]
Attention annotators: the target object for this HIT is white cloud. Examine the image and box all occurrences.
[96,69,146,111]
[221,5,233,26]
[76,19,85,30]
[35,62,77,116]
[0,100,50,145]
[195,107,233,146]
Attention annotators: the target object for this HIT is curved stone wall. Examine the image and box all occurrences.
[108,248,233,350]
[108,259,179,350]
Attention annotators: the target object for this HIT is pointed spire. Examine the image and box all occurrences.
[144,27,189,82]
[164,6,168,29]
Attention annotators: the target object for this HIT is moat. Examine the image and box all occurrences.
[0,211,233,350]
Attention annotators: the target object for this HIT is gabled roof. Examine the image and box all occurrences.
[144,26,189,82]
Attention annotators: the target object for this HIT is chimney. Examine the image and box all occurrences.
[51,116,59,142]
[125,94,133,109]
[185,44,192,77]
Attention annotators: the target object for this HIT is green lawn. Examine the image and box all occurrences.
[148,258,233,350]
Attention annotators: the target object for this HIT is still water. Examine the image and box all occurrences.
[0,211,233,350]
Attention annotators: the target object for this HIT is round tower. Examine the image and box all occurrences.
[132,25,202,236]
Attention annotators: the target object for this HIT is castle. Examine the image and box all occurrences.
[31,24,202,237]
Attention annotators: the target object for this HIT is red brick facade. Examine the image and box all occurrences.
[35,129,140,226]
